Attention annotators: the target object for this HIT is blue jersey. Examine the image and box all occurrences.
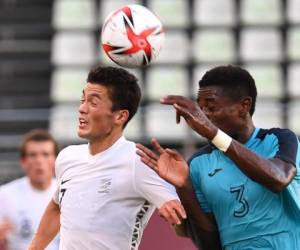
[189,128,300,249]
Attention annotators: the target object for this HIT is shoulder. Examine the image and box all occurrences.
[59,144,88,156]
[188,144,216,166]
[116,137,138,163]
[55,144,88,177]
[256,128,298,143]
[256,127,299,166]
[57,144,88,162]
[118,137,135,151]
[0,177,27,196]
[187,144,217,178]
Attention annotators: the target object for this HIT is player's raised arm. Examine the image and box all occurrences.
[134,144,187,226]
[161,95,296,193]
[29,199,60,250]
[136,140,222,250]
[149,65,300,249]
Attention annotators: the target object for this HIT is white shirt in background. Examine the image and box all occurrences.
[0,177,59,250]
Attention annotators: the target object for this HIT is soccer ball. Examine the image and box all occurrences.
[101,4,165,68]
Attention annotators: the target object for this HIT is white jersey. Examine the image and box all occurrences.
[0,177,59,250]
[53,136,178,250]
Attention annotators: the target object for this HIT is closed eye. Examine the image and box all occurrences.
[88,97,99,107]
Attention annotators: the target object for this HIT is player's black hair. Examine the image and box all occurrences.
[198,65,257,116]
[87,65,141,127]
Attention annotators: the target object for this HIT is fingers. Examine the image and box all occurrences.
[165,148,184,161]
[161,96,196,124]
[151,138,165,155]
[159,200,187,226]
[173,103,193,120]
[136,140,166,174]
[160,95,188,106]
[158,200,187,226]
[136,143,159,161]
[136,146,159,172]
[172,201,187,220]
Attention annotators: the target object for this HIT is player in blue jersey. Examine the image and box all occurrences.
[137,65,300,250]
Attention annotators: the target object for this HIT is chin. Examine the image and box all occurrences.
[78,130,89,139]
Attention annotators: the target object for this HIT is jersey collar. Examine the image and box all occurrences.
[244,127,260,147]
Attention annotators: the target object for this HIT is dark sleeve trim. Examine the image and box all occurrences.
[272,128,298,167]
[187,144,214,166]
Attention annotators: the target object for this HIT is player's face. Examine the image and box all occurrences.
[21,141,56,190]
[78,83,119,141]
[198,86,245,137]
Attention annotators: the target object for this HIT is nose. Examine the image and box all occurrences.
[79,101,87,114]
[37,155,47,165]
[31,154,47,168]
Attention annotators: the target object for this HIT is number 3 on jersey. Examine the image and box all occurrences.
[230,185,249,217]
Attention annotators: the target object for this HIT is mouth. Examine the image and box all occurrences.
[79,118,88,129]
[33,168,45,175]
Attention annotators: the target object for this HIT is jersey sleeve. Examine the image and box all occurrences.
[189,158,212,213]
[268,128,300,218]
[272,128,299,167]
[133,156,179,208]
[52,186,60,205]
[52,150,64,204]
[274,129,300,217]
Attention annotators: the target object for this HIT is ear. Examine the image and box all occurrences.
[115,110,129,126]
[239,97,252,118]
[20,158,27,172]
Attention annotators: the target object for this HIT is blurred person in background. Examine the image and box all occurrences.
[0,129,60,250]
[137,65,300,250]
[29,65,185,250]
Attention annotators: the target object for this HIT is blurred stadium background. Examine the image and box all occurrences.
[0,0,300,249]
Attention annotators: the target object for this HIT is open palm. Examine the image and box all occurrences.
[136,139,189,188]
[157,149,189,188]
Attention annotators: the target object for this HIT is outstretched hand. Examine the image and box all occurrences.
[158,199,186,226]
[161,95,217,140]
[136,138,189,188]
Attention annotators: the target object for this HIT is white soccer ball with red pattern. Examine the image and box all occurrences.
[101,4,165,68]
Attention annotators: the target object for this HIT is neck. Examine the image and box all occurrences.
[233,118,255,144]
[89,130,123,155]
[29,179,52,191]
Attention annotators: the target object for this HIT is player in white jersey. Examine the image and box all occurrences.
[0,129,60,250]
[29,66,186,250]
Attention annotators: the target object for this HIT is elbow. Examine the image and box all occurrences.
[270,167,296,193]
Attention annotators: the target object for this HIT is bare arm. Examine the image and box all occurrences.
[162,95,296,193]
[136,141,222,250]
[176,181,222,250]
[29,199,60,250]
[225,141,296,192]
[176,180,217,232]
